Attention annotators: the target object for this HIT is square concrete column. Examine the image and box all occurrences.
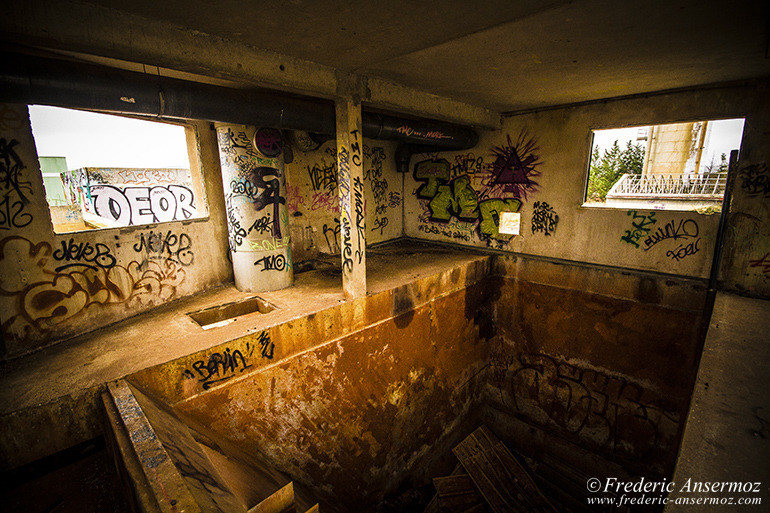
[335,98,366,299]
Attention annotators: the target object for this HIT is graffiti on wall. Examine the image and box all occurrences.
[621,212,702,262]
[620,211,657,248]
[491,351,680,461]
[739,163,769,197]
[307,160,338,193]
[364,145,392,235]
[412,133,543,247]
[323,218,341,254]
[0,138,33,230]
[413,158,523,244]
[0,236,189,335]
[482,133,542,200]
[749,253,770,277]
[53,238,117,272]
[531,201,559,236]
[134,230,195,267]
[90,184,196,225]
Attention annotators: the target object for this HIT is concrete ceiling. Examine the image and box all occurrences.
[10,0,770,115]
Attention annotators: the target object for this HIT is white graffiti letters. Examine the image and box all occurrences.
[90,184,195,226]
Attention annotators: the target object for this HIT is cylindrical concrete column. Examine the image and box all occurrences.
[215,124,293,292]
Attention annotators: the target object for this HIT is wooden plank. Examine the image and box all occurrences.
[248,482,295,513]
[438,491,485,513]
[452,426,558,513]
[303,505,319,513]
[434,475,477,497]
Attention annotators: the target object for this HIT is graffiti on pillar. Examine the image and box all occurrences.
[338,144,354,273]
[253,128,282,158]
[353,176,365,263]
[254,253,290,272]
[481,133,542,200]
[231,167,286,239]
[247,236,290,252]
[620,211,657,248]
[90,184,196,225]
[531,201,559,236]
[0,138,34,230]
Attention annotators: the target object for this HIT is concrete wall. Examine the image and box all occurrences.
[404,81,770,286]
[0,105,232,359]
[283,138,403,261]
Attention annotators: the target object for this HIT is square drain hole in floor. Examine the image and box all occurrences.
[188,296,276,330]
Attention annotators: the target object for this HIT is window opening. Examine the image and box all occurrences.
[584,118,745,212]
[28,105,207,233]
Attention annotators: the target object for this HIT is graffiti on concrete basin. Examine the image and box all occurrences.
[0,138,33,230]
[133,230,194,267]
[738,163,769,197]
[182,333,274,390]
[53,238,117,271]
[184,345,254,390]
[492,351,680,461]
[531,201,559,236]
[642,219,699,251]
[620,211,657,248]
[90,184,196,225]
[749,253,770,277]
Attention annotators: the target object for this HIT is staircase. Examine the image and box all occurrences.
[102,379,319,513]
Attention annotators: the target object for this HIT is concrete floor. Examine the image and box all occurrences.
[666,292,770,511]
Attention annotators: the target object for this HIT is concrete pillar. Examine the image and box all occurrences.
[335,99,366,299]
[215,124,293,292]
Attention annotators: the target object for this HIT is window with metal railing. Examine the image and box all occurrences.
[583,118,744,212]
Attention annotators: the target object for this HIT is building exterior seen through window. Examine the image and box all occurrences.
[29,105,207,233]
[584,118,745,212]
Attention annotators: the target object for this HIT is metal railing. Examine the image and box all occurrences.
[607,172,727,198]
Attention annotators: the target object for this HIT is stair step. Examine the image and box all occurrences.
[248,482,295,513]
